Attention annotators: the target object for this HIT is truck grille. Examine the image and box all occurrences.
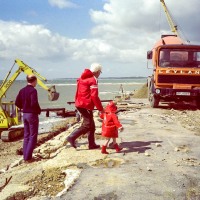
[157,75,200,84]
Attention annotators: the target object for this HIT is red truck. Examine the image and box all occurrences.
[147,0,200,108]
[147,35,200,108]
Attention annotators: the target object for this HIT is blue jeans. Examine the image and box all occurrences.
[23,113,39,160]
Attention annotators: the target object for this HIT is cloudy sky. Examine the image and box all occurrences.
[0,0,199,79]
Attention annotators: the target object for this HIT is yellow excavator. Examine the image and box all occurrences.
[0,59,59,141]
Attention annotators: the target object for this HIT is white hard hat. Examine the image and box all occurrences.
[90,63,102,73]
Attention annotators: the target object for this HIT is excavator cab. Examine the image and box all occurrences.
[0,102,23,141]
[2,102,22,126]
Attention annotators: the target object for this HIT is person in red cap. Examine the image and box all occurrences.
[100,101,124,154]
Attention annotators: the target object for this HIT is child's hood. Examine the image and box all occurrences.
[105,101,117,113]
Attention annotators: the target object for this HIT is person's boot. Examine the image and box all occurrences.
[89,143,100,150]
[114,143,123,153]
[66,136,76,148]
[88,130,100,149]
[101,145,109,154]
[65,129,82,149]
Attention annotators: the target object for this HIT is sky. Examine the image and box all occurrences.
[0,0,199,79]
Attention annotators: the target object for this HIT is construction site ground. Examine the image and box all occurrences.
[0,98,200,200]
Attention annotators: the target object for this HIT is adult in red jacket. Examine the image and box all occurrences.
[66,63,104,149]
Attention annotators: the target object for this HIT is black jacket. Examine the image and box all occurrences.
[15,85,41,115]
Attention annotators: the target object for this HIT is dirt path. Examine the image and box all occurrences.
[1,98,200,200]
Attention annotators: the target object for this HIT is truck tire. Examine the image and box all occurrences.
[149,93,160,108]
[148,79,160,108]
[195,97,200,109]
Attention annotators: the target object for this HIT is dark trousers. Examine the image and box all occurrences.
[70,107,96,146]
[23,113,39,160]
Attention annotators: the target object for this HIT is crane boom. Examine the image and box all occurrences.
[160,0,180,38]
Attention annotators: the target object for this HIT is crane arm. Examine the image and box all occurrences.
[160,0,179,37]
[0,59,59,101]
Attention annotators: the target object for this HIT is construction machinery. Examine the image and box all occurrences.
[147,0,200,108]
[0,59,59,141]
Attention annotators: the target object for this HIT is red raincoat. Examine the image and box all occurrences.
[100,101,122,138]
[75,69,103,111]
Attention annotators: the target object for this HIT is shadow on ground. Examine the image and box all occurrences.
[121,140,162,153]
[159,102,198,111]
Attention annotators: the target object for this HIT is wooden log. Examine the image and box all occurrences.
[41,108,65,117]
[67,99,113,105]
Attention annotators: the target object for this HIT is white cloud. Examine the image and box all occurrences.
[0,21,64,59]
[0,20,127,78]
[89,0,200,67]
[48,0,77,9]
[90,0,200,43]
[0,20,138,64]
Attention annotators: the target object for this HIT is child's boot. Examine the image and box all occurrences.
[101,145,109,154]
[114,143,123,153]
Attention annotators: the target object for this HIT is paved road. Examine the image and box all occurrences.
[60,106,200,200]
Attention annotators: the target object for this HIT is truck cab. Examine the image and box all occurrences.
[147,35,200,108]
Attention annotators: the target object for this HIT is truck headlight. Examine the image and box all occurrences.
[155,89,161,94]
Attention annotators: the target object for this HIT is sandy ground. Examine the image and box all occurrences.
[0,98,200,200]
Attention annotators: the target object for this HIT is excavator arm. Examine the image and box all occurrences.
[15,59,59,101]
[0,59,59,101]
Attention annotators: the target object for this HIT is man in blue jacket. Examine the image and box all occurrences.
[15,74,41,163]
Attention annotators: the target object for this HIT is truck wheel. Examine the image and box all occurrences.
[195,98,200,109]
[149,94,160,108]
[148,82,159,108]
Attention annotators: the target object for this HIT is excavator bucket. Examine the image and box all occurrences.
[48,85,59,101]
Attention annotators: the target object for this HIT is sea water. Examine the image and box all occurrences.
[2,77,146,112]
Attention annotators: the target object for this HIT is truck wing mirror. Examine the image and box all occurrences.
[147,51,152,59]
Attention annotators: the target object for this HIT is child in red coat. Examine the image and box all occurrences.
[100,101,124,154]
